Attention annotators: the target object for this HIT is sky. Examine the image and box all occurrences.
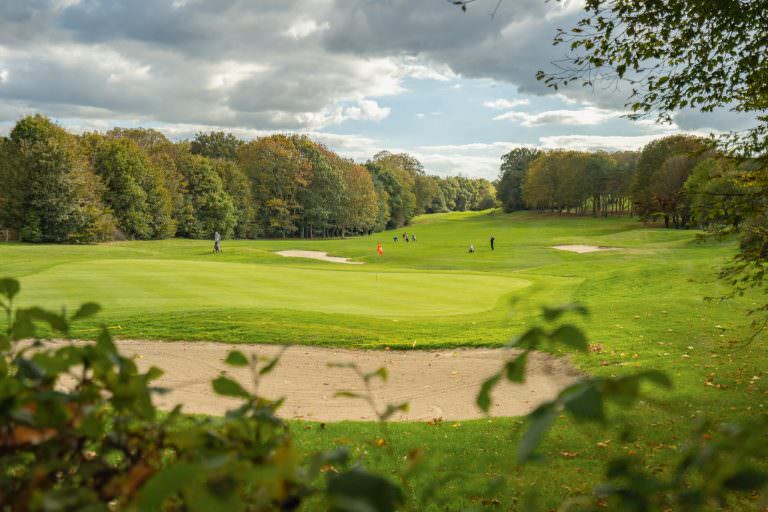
[0,0,758,179]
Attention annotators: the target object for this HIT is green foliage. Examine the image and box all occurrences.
[175,152,237,239]
[8,115,115,243]
[631,135,711,227]
[522,150,634,217]
[3,116,499,243]
[213,159,258,238]
[190,131,243,160]
[538,0,768,321]
[496,147,542,212]
[475,303,768,510]
[91,137,175,240]
[0,278,402,511]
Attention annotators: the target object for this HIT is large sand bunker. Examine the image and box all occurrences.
[552,244,618,254]
[46,340,581,421]
[276,250,363,264]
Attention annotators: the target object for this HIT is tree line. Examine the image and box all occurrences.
[0,115,497,243]
[494,134,746,229]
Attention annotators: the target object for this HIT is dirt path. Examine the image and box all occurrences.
[276,250,363,264]
[45,340,582,421]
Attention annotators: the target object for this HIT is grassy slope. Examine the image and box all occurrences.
[1,210,765,509]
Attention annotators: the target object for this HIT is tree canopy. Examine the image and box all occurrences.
[0,116,498,243]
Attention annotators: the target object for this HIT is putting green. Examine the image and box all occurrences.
[19,259,530,317]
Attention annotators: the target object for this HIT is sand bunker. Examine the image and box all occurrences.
[552,245,618,254]
[276,250,362,264]
[45,340,581,421]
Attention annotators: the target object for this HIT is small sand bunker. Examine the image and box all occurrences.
[46,340,582,421]
[552,245,618,254]
[276,250,363,264]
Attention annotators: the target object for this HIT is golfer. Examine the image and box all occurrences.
[469,243,475,253]
[214,231,222,254]
[490,236,495,251]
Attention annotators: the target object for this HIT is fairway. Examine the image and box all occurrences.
[0,210,750,349]
[19,258,529,317]
[2,210,765,510]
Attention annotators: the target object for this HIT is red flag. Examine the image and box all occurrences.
[377,242,383,256]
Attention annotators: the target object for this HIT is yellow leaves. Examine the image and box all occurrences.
[1,424,58,447]
[426,417,444,427]
[596,440,611,449]
[319,464,338,474]
[104,460,155,499]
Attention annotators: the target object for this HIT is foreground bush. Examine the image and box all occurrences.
[2,276,767,511]
[0,278,401,511]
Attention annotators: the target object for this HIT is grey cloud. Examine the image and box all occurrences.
[0,0,751,134]
[673,108,759,133]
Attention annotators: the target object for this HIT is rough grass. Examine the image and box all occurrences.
[1,210,765,510]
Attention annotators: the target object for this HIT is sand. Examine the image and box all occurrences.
[43,340,581,421]
[552,245,618,254]
[276,250,363,264]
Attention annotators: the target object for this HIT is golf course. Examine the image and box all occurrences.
[1,210,764,508]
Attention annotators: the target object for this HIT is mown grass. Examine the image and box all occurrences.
[1,210,765,509]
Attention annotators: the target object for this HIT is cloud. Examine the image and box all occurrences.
[493,107,623,126]
[538,134,663,152]
[283,19,330,40]
[0,1,461,131]
[482,98,529,110]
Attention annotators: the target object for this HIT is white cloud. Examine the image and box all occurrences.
[412,152,501,179]
[395,57,457,81]
[539,134,675,151]
[340,99,391,122]
[482,98,529,110]
[284,19,330,40]
[206,61,270,90]
[493,107,623,126]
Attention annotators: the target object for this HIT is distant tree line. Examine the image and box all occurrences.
[0,115,497,243]
[495,134,745,229]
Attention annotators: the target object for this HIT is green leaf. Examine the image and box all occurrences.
[504,352,528,383]
[27,307,69,334]
[510,327,545,349]
[381,402,409,421]
[10,311,35,340]
[96,327,117,353]
[723,468,768,490]
[334,391,365,399]
[212,375,250,399]
[637,370,672,389]
[71,302,101,321]
[364,367,388,383]
[259,355,280,376]
[517,404,558,463]
[563,383,605,422]
[224,350,248,367]
[542,304,588,322]
[328,362,357,370]
[146,366,164,381]
[326,468,404,512]
[550,325,588,352]
[0,278,20,301]
[477,373,501,413]
[137,463,200,510]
